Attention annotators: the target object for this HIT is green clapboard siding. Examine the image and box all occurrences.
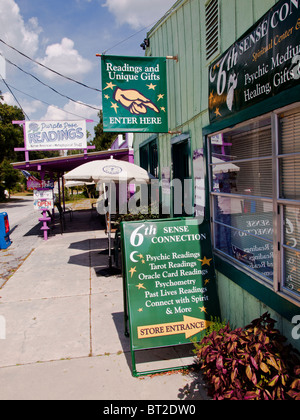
[133,0,300,350]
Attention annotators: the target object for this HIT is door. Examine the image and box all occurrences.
[171,137,192,217]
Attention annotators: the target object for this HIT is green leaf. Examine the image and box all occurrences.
[231,367,238,383]
[246,365,252,381]
[268,375,279,387]
[267,356,280,371]
[250,356,258,370]
[260,362,269,373]
[244,391,259,400]
[216,356,224,370]
[290,378,300,390]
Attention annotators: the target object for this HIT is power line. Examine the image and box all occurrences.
[0,74,30,120]
[102,6,177,55]
[0,81,92,120]
[0,20,161,120]
[102,23,153,54]
[5,57,101,112]
[0,38,102,93]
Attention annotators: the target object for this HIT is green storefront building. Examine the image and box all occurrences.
[133,0,300,351]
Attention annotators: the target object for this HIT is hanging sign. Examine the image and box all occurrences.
[101,55,168,133]
[24,120,87,151]
[209,0,300,123]
[121,217,220,374]
[27,179,53,190]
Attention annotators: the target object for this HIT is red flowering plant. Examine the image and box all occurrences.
[196,313,300,400]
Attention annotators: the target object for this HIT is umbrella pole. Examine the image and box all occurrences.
[97,183,120,277]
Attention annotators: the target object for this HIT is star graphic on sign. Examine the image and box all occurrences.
[160,107,166,112]
[157,93,165,101]
[147,83,156,90]
[138,308,143,312]
[104,82,116,90]
[137,254,144,260]
[129,267,137,278]
[204,279,210,286]
[111,102,119,114]
[215,108,221,117]
[199,257,212,267]
[136,283,146,290]
[199,306,208,314]
[209,91,214,103]
[104,94,110,100]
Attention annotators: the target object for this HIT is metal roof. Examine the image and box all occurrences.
[11,148,133,175]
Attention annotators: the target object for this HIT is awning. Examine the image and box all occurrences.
[11,148,133,175]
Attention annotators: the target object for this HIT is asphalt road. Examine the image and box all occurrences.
[0,196,44,286]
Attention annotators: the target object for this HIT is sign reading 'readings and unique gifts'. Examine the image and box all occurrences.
[121,218,220,353]
[101,55,168,133]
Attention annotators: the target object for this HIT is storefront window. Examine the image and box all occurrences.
[279,108,300,300]
[209,104,300,303]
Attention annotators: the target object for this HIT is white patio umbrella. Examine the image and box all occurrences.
[64,181,95,188]
[64,156,153,184]
[64,157,153,274]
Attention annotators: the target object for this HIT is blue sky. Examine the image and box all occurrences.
[0,0,175,136]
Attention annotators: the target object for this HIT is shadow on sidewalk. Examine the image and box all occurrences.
[68,237,123,279]
[69,237,108,251]
[0,197,33,208]
[111,310,205,398]
[24,209,104,238]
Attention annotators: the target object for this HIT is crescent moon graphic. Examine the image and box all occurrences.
[130,251,138,263]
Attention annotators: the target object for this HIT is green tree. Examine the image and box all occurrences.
[0,158,20,198]
[92,110,118,151]
[0,102,25,163]
[0,98,60,163]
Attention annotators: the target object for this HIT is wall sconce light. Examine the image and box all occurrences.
[140,38,150,50]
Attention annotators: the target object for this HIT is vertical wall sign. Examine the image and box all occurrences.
[121,217,220,376]
[209,0,300,123]
[101,55,168,133]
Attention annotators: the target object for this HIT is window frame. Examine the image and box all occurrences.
[207,102,300,307]
[139,135,159,178]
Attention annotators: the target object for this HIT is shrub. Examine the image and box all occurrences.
[196,312,300,400]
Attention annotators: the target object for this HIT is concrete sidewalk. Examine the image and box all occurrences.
[0,210,208,400]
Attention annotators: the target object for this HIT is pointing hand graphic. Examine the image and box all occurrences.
[113,87,160,115]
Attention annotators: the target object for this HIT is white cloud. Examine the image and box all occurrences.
[103,0,175,29]
[2,91,42,115]
[0,0,41,59]
[42,100,99,122]
[1,92,98,123]
[36,38,93,81]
